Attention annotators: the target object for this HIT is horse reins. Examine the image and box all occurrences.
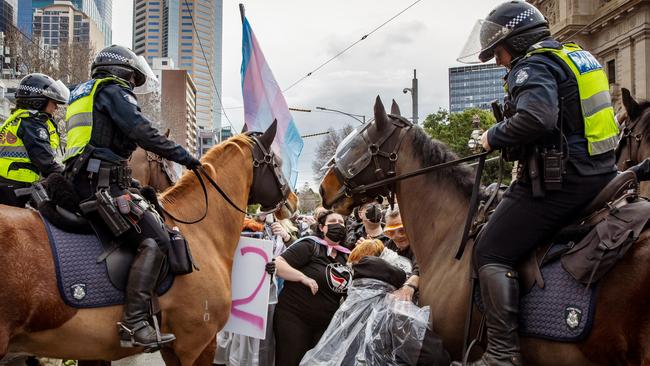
[619,117,643,169]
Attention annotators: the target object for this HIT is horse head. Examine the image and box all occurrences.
[616,88,650,171]
[320,96,412,215]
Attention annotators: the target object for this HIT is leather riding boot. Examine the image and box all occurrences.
[118,238,175,348]
[451,264,522,366]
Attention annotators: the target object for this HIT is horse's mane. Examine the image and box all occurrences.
[410,126,474,197]
[636,100,650,143]
[161,134,253,201]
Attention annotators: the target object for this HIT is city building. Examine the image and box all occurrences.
[32,1,105,53]
[530,0,650,108]
[219,126,232,142]
[448,63,506,113]
[133,0,223,133]
[17,0,33,36]
[30,0,111,46]
[154,57,199,156]
[197,128,216,157]
[0,0,17,33]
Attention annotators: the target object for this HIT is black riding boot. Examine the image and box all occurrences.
[452,264,521,366]
[118,238,175,349]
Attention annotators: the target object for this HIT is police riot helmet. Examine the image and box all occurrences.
[91,45,159,93]
[15,73,70,111]
[458,1,550,63]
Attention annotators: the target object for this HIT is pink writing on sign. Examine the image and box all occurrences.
[230,246,269,331]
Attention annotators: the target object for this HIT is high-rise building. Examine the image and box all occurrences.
[133,0,223,132]
[0,0,17,33]
[32,0,111,46]
[32,1,105,53]
[17,0,33,36]
[153,56,198,156]
[448,63,506,113]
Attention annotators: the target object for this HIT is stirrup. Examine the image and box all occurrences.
[117,319,168,352]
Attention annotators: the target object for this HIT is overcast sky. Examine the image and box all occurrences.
[113,0,504,189]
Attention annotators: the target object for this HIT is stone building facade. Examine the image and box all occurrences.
[530,0,650,108]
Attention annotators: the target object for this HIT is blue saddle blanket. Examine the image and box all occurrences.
[41,215,173,308]
[476,258,596,342]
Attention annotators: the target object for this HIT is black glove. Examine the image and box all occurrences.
[265,259,276,275]
[182,155,202,169]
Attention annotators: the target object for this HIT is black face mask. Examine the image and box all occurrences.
[365,204,383,224]
[325,223,346,243]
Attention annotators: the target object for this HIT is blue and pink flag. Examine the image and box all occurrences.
[241,16,303,189]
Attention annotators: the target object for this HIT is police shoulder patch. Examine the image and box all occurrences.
[514,69,529,86]
[123,93,138,106]
[37,128,49,140]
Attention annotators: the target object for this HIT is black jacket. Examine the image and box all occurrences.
[68,78,194,166]
[16,112,63,178]
[487,39,616,176]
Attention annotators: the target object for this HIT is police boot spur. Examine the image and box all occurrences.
[118,238,175,349]
[451,264,522,366]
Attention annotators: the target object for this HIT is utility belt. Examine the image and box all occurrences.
[514,145,566,198]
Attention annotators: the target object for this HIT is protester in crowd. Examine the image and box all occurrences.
[274,210,352,366]
[300,239,450,366]
[309,206,328,235]
[383,205,421,302]
[345,201,390,249]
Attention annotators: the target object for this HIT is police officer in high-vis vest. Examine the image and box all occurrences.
[0,73,68,207]
[64,45,200,349]
[455,2,618,365]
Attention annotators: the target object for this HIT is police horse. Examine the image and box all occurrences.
[320,97,650,365]
[0,122,297,366]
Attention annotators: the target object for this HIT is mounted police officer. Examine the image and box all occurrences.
[64,45,201,349]
[456,2,619,365]
[0,73,68,207]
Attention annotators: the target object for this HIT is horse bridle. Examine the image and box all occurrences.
[325,114,413,208]
[145,151,178,185]
[163,135,290,224]
[616,117,644,170]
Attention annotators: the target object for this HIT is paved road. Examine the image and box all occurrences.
[112,353,165,366]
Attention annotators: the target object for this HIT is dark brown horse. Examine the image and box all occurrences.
[0,123,297,365]
[617,88,650,197]
[320,97,650,365]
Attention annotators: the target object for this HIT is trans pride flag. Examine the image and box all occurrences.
[241,16,304,189]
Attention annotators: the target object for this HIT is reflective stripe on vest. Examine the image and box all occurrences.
[64,77,129,162]
[526,43,620,155]
[0,108,59,183]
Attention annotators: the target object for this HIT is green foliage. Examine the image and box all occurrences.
[423,108,512,185]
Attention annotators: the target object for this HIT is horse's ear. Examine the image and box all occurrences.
[259,119,277,150]
[390,99,401,116]
[241,123,249,133]
[622,88,640,120]
[164,128,170,138]
[374,96,388,131]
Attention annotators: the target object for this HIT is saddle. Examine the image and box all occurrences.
[473,170,643,292]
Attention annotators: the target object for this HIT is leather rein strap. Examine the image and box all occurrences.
[162,166,247,225]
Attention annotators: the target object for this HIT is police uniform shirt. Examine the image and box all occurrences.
[486,39,616,176]
[16,112,62,179]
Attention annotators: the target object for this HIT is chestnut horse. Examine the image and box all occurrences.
[617,88,650,197]
[1,123,297,365]
[320,97,650,365]
[129,148,178,192]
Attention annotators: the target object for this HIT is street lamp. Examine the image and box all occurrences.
[402,69,419,125]
[315,106,366,124]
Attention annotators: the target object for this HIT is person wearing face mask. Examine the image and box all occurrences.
[346,201,390,249]
[274,210,352,366]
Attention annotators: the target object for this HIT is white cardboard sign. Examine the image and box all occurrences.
[222,236,273,339]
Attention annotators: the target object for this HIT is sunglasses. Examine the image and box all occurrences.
[384,224,405,238]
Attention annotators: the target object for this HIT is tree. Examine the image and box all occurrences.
[310,124,355,182]
[297,182,321,214]
[423,108,512,184]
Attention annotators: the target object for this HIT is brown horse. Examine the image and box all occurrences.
[320,97,650,365]
[1,123,297,365]
[617,88,650,197]
[128,130,179,192]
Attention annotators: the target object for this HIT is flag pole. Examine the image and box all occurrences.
[239,3,245,23]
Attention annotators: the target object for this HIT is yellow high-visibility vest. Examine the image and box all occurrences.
[0,108,59,183]
[525,43,619,155]
[64,77,130,162]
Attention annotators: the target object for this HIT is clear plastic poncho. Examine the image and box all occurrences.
[300,278,430,366]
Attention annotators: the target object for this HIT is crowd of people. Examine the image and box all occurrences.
[214,203,449,366]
